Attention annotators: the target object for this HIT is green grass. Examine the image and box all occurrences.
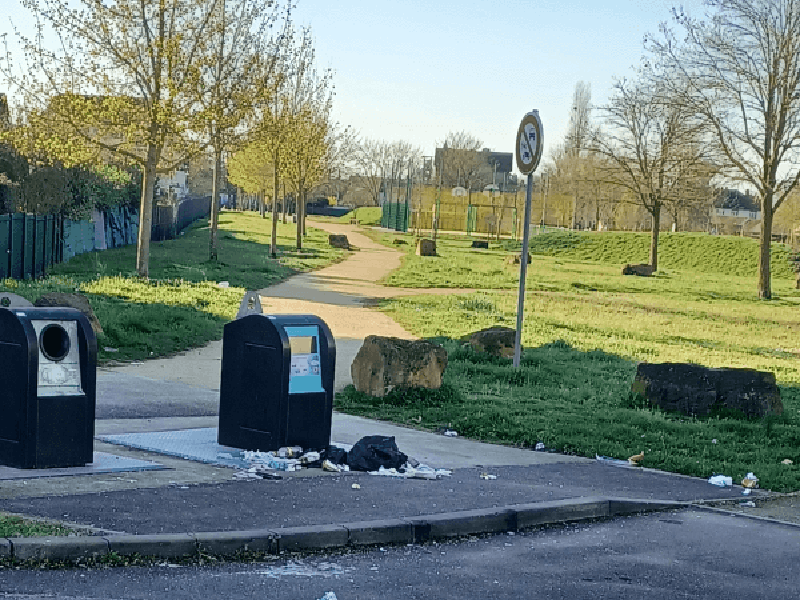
[333,229,800,492]
[373,230,796,288]
[0,212,346,363]
[0,514,74,537]
[336,206,382,225]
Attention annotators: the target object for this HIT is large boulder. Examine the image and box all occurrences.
[632,362,783,418]
[468,326,517,359]
[329,234,351,250]
[622,263,654,277]
[351,336,448,398]
[416,239,436,256]
[34,292,103,334]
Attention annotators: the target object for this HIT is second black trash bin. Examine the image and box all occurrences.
[218,314,335,452]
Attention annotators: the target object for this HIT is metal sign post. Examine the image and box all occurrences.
[513,110,544,368]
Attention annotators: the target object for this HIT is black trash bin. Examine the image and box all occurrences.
[218,314,335,452]
[0,307,97,469]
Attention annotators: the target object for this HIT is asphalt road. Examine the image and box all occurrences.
[1,509,797,599]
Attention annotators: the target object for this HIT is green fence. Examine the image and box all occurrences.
[0,214,61,280]
[381,200,409,232]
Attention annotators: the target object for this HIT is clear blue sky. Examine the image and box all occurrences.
[3,0,707,174]
[289,0,706,173]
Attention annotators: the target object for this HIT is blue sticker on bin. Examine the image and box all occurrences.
[285,325,324,394]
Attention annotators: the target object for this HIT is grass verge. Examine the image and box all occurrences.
[0,514,73,537]
[334,230,800,492]
[0,211,346,364]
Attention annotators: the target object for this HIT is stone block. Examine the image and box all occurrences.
[632,362,783,418]
[392,239,407,245]
[0,292,33,309]
[194,530,278,556]
[272,525,348,553]
[416,239,436,256]
[351,336,448,397]
[468,327,517,359]
[345,519,414,546]
[471,240,489,249]
[105,533,197,559]
[328,234,350,249]
[11,536,109,562]
[505,253,531,265]
[621,263,654,277]
[34,292,103,334]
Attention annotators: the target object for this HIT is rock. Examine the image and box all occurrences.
[416,239,436,256]
[471,240,489,249]
[351,336,448,398]
[328,234,350,249]
[34,292,103,334]
[622,263,654,276]
[632,362,783,418]
[392,239,407,245]
[467,327,518,359]
[505,253,531,265]
[0,292,33,309]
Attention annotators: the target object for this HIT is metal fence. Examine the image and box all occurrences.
[1,195,210,280]
[381,200,410,232]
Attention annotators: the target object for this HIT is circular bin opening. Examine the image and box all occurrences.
[40,324,71,362]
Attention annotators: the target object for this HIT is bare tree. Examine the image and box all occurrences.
[353,138,390,206]
[649,0,800,298]
[437,131,485,199]
[592,73,708,269]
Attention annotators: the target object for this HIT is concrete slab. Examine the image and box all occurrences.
[0,452,165,480]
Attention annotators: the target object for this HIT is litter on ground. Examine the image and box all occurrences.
[708,475,733,487]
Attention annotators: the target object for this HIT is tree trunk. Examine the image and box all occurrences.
[758,193,773,299]
[649,200,661,271]
[135,144,159,278]
[296,189,303,250]
[302,189,307,236]
[259,188,266,218]
[270,150,279,259]
[209,145,222,261]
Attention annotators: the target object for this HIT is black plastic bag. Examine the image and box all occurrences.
[322,445,349,465]
[346,435,408,472]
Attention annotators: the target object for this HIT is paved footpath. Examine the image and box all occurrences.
[0,221,789,564]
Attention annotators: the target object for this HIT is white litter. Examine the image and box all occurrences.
[443,430,458,437]
[318,593,338,600]
[369,464,452,480]
[708,475,733,487]
[218,281,229,288]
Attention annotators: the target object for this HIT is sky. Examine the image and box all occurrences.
[2,0,708,175]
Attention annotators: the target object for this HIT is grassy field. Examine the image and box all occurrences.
[336,229,800,492]
[0,211,346,363]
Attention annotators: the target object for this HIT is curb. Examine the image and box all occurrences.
[0,496,685,563]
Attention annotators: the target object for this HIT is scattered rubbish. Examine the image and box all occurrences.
[318,593,338,600]
[535,442,546,451]
[628,451,644,466]
[782,459,794,465]
[103,347,119,353]
[322,460,349,473]
[443,430,458,437]
[300,451,321,467]
[742,488,752,496]
[371,464,452,480]
[740,500,756,508]
[711,439,717,444]
[322,445,348,465]
[741,472,759,489]
[278,446,304,459]
[708,475,733,487]
[347,435,408,472]
[480,472,497,480]
[351,483,361,490]
[596,455,631,467]
[218,281,230,288]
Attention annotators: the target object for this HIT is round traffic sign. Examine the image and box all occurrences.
[515,110,543,175]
